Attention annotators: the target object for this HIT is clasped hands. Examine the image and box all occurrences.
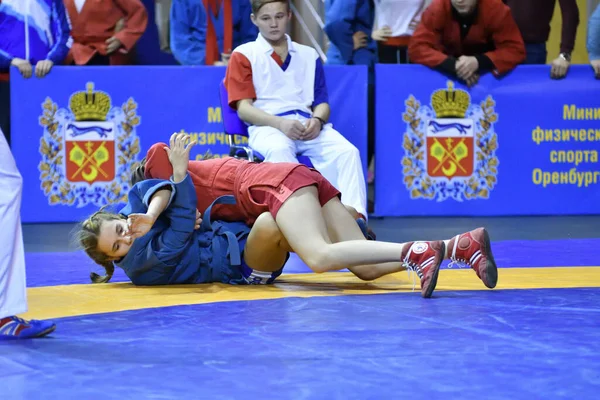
[279,117,322,141]
[456,55,479,87]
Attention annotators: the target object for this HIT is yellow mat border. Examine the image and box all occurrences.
[22,267,600,320]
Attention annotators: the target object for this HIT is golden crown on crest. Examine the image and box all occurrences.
[431,81,470,118]
[69,82,111,121]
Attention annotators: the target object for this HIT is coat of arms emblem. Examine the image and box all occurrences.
[402,81,499,201]
[38,82,141,207]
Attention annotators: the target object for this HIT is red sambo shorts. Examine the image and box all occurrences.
[244,165,341,220]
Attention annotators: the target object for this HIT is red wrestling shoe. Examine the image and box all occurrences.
[0,316,56,340]
[447,228,498,288]
[401,241,445,298]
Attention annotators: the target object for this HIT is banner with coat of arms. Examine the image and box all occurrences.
[11,66,368,223]
[38,83,140,208]
[375,65,600,216]
[401,80,499,202]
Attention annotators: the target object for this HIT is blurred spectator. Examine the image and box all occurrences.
[589,2,600,79]
[170,0,257,66]
[64,0,148,65]
[324,0,376,187]
[324,0,376,71]
[408,0,525,87]
[371,0,432,64]
[505,0,579,79]
[225,0,368,220]
[156,0,173,53]
[0,0,70,144]
[135,0,178,65]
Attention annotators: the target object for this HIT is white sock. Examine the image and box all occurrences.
[443,239,451,259]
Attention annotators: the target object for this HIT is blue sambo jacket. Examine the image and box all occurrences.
[115,174,251,286]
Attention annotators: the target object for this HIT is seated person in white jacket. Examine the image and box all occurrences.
[224,0,368,220]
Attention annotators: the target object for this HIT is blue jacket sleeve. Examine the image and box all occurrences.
[154,174,198,254]
[120,179,176,216]
[312,57,329,107]
[324,0,358,64]
[0,49,13,69]
[170,0,207,65]
[237,1,258,45]
[588,4,600,60]
[47,0,70,64]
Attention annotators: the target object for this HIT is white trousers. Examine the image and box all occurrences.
[248,114,367,217]
[155,0,172,53]
[0,129,27,318]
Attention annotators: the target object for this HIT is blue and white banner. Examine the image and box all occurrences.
[11,65,368,223]
[375,65,600,216]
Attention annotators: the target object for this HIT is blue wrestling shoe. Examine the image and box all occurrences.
[0,316,56,339]
[356,218,377,241]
